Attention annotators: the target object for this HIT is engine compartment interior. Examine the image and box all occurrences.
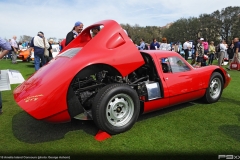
[68,52,163,113]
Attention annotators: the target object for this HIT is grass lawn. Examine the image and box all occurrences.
[0,58,240,159]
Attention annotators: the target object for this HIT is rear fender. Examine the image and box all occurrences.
[67,63,122,118]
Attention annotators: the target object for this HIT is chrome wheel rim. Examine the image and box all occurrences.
[106,93,134,127]
[209,77,221,99]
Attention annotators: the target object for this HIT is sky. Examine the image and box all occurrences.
[0,0,239,41]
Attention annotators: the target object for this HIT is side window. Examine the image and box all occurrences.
[168,57,190,73]
[160,57,190,73]
[160,58,171,73]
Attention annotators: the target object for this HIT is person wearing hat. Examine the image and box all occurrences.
[65,21,83,46]
[29,31,50,71]
[195,38,205,67]
[91,26,100,38]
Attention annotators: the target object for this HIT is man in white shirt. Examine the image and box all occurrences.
[10,36,18,64]
[29,32,50,71]
[183,40,191,60]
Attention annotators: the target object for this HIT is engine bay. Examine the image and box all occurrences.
[70,53,162,111]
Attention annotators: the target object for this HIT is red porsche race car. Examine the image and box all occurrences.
[13,20,231,135]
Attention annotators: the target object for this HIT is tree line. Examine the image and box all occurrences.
[16,6,239,46]
[121,6,240,45]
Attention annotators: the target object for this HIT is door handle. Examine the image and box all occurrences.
[165,77,168,80]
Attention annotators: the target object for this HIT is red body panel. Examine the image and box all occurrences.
[141,51,231,113]
[13,20,144,122]
[13,20,231,123]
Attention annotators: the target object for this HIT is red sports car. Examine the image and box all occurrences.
[13,20,231,135]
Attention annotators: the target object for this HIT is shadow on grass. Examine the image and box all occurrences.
[138,102,195,121]
[12,102,195,144]
[219,114,240,142]
[219,97,240,106]
[25,64,34,68]
[12,112,99,144]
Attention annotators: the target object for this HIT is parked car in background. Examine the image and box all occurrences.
[17,49,31,62]
[51,44,60,58]
[13,20,231,135]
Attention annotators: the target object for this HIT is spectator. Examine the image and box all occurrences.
[91,26,100,38]
[202,38,209,66]
[218,40,227,66]
[159,37,171,51]
[145,43,150,50]
[195,38,205,67]
[172,43,179,53]
[226,40,234,70]
[0,37,11,114]
[18,42,23,50]
[7,39,12,59]
[233,37,240,65]
[29,31,50,71]
[223,42,229,62]
[65,21,83,46]
[208,41,216,65]
[215,42,221,60]
[22,41,26,48]
[10,36,18,64]
[0,37,11,59]
[202,39,209,54]
[191,39,199,65]
[137,38,146,50]
[150,38,160,50]
[46,39,53,63]
[183,40,191,60]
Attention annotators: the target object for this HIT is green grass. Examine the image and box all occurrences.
[0,59,240,159]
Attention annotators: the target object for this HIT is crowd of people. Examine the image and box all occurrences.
[135,37,240,69]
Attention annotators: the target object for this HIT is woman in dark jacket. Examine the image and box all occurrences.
[226,41,234,70]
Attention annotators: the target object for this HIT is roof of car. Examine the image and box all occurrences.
[141,50,180,57]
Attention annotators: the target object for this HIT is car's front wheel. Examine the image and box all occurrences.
[203,72,223,103]
[92,83,140,135]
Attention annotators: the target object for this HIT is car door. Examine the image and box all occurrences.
[159,56,201,106]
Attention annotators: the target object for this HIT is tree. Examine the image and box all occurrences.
[212,6,240,43]
[19,35,32,43]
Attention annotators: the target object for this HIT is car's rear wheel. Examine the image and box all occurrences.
[203,72,223,103]
[92,83,140,135]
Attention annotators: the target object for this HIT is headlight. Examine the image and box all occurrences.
[227,73,230,78]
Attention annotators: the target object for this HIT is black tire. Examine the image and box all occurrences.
[92,83,140,135]
[203,72,223,103]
